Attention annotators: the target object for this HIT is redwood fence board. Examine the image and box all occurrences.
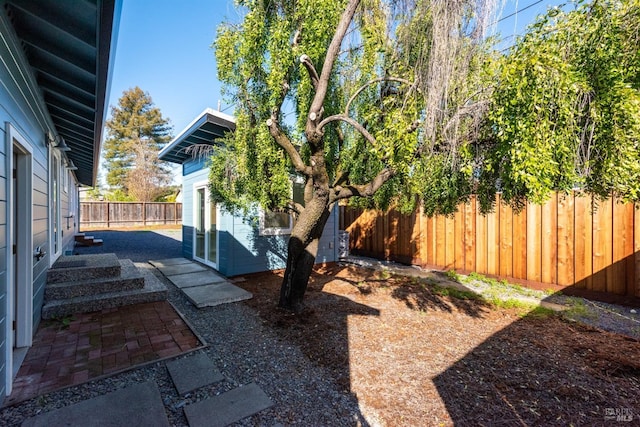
[340,192,640,298]
[80,202,182,228]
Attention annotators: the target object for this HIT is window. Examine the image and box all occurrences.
[51,153,60,255]
[62,167,68,193]
[259,180,305,236]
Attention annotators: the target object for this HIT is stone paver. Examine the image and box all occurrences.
[149,258,193,267]
[183,382,273,427]
[156,262,208,276]
[166,353,224,395]
[150,258,253,308]
[182,283,253,308]
[166,270,227,288]
[22,381,170,427]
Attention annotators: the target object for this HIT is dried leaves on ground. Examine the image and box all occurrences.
[237,264,640,426]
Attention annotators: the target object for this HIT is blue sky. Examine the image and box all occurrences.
[104,0,563,184]
[107,0,236,135]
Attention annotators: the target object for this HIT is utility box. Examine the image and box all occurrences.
[338,231,350,258]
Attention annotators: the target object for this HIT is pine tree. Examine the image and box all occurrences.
[103,87,173,201]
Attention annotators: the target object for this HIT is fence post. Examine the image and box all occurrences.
[143,202,146,226]
[106,202,110,228]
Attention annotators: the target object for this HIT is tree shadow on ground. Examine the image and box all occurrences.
[239,265,380,389]
[236,263,503,423]
[388,273,491,318]
[237,265,379,425]
[331,265,491,318]
[433,311,640,426]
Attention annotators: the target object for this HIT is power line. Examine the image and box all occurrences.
[491,0,546,25]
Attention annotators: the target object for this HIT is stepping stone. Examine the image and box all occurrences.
[22,381,169,427]
[166,353,224,395]
[156,262,208,277]
[167,270,227,289]
[184,382,273,427]
[150,258,193,268]
[182,283,252,308]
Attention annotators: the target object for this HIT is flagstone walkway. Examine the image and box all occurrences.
[22,351,273,427]
[149,258,252,308]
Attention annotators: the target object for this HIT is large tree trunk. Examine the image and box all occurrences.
[278,199,332,312]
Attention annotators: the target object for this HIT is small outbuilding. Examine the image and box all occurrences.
[159,108,339,277]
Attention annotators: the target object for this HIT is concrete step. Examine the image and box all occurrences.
[75,233,103,247]
[42,263,168,320]
[47,253,121,284]
[44,259,145,300]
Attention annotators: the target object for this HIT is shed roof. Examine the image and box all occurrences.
[159,108,235,164]
[5,0,121,186]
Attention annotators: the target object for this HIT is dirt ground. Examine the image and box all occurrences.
[236,264,640,426]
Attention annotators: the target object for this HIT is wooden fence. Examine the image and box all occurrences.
[340,193,640,298]
[80,202,182,228]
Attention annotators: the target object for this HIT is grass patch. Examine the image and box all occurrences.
[432,284,482,301]
[486,297,556,318]
[563,297,599,320]
[523,306,556,319]
[488,297,535,310]
[461,272,549,300]
[445,269,460,282]
[379,269,392,280]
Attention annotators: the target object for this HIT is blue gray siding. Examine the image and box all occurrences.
[182,160,338,277]
[182,226,194,260]
[0,4,83,398]
[183,157,208,177]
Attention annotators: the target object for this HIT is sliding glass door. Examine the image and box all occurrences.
[194,185,217,268]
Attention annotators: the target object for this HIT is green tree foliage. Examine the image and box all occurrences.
[104,87,173,201]
[486,0,640,209]
[213,0,494,310]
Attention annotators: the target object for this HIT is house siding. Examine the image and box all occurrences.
[182,225,194,259]
[182,160,338,277]
[0,5,80,398]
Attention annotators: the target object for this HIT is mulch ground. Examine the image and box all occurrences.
[237,264,640,426]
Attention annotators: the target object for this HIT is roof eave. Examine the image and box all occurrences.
[91,0,122,186]
[159,108,236,165]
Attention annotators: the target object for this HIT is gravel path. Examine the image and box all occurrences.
[1,230,366,426]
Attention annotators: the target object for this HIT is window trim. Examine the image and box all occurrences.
[258,180,305,236]
[259,209,293,236]
[62,165,68,194]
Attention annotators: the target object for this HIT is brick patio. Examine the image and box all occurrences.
[5,301,202,406]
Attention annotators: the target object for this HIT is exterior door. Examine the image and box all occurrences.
[193,185,217,268]
[6,125,34,396]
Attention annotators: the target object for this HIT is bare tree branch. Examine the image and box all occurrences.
[317,114,377,146]
[309,0,361,121]
[330,167,395,203]
[184,144,215,159]
[266,116,312,176]
[332,169,350,187]
[299,55,320,90]
[345,77,414,114]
